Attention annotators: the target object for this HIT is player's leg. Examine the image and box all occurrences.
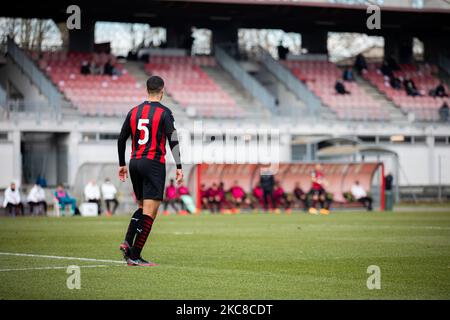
[127,159,165,266]
[120,159,144,259]
[128,199,160,263]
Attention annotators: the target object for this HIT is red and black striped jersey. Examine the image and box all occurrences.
[117,101,181,169]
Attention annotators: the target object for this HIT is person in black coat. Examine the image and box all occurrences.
[260,169,275,211]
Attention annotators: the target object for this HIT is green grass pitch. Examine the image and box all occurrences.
[0,211,449,299]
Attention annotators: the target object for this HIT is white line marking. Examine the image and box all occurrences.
[0,265,113,272]
[0,252,125,264]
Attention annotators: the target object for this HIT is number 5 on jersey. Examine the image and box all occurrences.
[137,119,150,145]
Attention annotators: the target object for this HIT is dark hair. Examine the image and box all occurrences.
[146,76,164,94]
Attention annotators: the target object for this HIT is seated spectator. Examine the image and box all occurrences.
[207,183,222,213]
[217,182,227,212]
[27,183,47,216]
[84,180,101,215]
[439,102,449,122]
[389,75,402,90]
[342,68,355,82]
[404,78,421,97]
[89,58,102,75]
[229,180,250,212]
[354,53,367,75]
[430,82,449,98]
[335,80,350,95]
[200,184,209,210]
[103,59,121,76]
[351,180,373,211]
[293,182,308,211]
[178,182,196,214]
[3,182,23,216]
[80,61,90,75]
[273,181,291,212]
[252,183,264,210]
[101,178,119,216]
[380,60,393,78]
[163,179,179,215]
[54,184,76,216]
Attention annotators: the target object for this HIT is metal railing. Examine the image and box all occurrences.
[257,46,323,116]
[214,45,278,114]
[6,37,62,114]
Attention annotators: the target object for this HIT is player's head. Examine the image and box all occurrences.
[10,182,16,190]
[315,164,322,171]
[146,75,164,100]
[355,180,360,185]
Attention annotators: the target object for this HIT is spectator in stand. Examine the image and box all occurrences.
[3,182,23,216]
[273,181,291,213]
[308,164,330,215]
[89,57,102,75]
[293,182,308,211]
[277,41,289,60]
[260,169,275,212]
[354,53,368,75]
[27,183,47,216]
[54,184,77,216]
[103,58,122,76]
[403,77,421,97]
[177,182,190,214]
[430,82,449,98]
[389,75,402,90]
[439,102,449,122]
[351,180,373,211]
[252,183,264,210]
[80,61,90,75]
[342,68,355,82]
[84,180,102,215]
[230,180,249,213]
[163,179,179,215]
[101,178,119,215]
[335,80,351,95]
[207,183,222,213]
[380,60,394,78]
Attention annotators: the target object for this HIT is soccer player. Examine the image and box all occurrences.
[117,75,183,267]
[308,164,330,215]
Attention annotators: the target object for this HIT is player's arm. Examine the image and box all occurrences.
[117,112,132,181]
[164,110,183,184]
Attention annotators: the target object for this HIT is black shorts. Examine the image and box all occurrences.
[129,158,166,201]
[310,187,326,197]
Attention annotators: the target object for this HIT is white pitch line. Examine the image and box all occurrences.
[0,265,112,272]
[0,252,125,264]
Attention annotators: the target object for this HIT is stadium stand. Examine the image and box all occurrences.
[33,51,146,116]
[283,60,390,121]
[145,55,246,118]
[365,63,450,121]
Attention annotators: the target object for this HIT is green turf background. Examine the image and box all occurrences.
[0,211,449,299]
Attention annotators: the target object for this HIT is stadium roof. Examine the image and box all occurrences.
[3,0,450,33]
[178,0,450,13]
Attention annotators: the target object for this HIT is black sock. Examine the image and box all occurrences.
[124,208,143,245]
[131,215,154,259]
